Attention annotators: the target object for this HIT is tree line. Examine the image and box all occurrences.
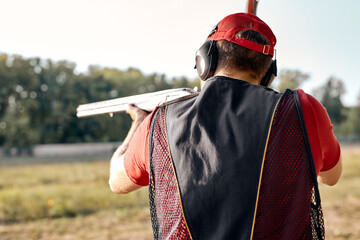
[0,53,198,153]
[0,53,359,154]
[277,70,360,140]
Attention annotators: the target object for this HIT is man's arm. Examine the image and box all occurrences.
[298,89,342,186]
[109,105,149,194]
[317,155,342,186]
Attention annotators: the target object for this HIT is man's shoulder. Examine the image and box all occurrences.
[297,89,326,113]
[159,92,200,108]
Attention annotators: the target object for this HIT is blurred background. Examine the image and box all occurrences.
[0,0,359,239]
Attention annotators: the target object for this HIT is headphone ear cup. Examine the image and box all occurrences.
[260,60,277,87]
[195,41,218,80]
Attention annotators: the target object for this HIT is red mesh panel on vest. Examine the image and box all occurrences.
[253,91,321,239]
[149,107,191,240]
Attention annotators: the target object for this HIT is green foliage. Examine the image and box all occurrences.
[276,69,360,138]
[336,99,360,138]
[3,51,359,145]
[0,53,200,150]
[313,76,346,125]
[171,76,200,90]
[277,69,310,92]
[310,77,360,138]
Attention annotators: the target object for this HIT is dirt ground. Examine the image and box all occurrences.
[0,208,153,240]
[2,195,359,240]
[323,199,360,239]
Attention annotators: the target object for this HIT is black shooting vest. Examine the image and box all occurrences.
[148,76,324,240]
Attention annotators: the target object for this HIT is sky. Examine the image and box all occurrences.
[1,0,359,106]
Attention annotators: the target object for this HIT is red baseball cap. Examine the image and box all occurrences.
[207,13,276,57]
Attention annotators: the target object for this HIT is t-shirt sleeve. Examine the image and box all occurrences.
[123,111,155,186]
[298,89,341,175]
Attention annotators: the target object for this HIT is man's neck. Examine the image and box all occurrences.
[215,69,260,85]
[200,70,261,90]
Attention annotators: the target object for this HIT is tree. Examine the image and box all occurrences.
[337,90,360,137]
[277,69,310,92]
[312,76,346,125]
[0,54,42,148]
[0,53,201,151]
[172,76,200,90]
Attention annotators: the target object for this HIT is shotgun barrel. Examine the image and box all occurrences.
[76,88,197,118]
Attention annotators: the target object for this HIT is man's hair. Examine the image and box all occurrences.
[216,30,273,78]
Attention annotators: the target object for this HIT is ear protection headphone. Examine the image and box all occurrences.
[260,59,277,87]
[194,40,218,81]
[194,24,219,81]
[194,28,278,87]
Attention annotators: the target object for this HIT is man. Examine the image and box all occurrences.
[109,13,342,239]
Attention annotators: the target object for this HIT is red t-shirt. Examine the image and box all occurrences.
[124,90,341,186]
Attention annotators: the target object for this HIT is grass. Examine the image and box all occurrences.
[0,157,148,223]
[0,155,153,239]
[0,144,359,239]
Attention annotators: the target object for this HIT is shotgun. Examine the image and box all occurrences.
[77,0,258,118]
[76,88,197,118]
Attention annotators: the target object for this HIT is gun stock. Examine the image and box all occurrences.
[76,88,197,118]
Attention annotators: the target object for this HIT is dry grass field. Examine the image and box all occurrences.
[320,144,360,239]
[0,144,359,240]
[0,156,153,240]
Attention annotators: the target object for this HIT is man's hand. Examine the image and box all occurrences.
[109,104,149,194]
[126,104,149,124]
[114,105,149,156]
